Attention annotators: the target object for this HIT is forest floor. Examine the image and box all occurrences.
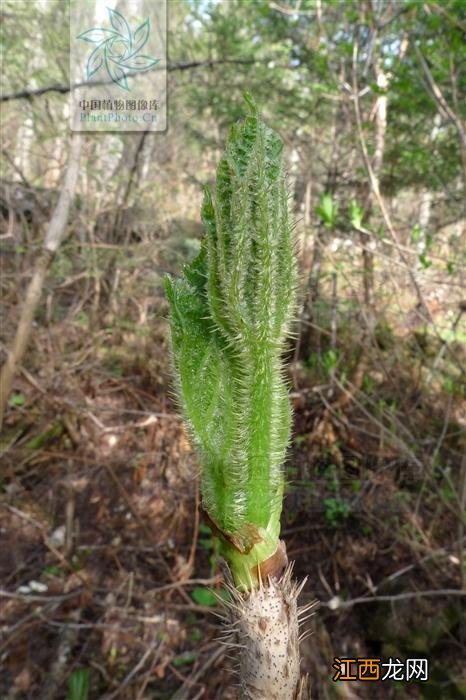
[1,245,466,700]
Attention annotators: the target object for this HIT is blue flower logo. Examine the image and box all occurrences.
[76,7,159,91]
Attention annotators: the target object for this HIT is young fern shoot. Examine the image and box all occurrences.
[165,94,309,699]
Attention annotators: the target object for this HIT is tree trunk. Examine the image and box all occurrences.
[359,56,388,311]
[0,129,81,426]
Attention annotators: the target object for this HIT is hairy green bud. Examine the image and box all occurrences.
[165,93,297,587]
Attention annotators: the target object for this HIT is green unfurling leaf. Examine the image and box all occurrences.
[165,94,297,585]
[316,193,337,228]
[68,669,89,700]
[349,199,363,230]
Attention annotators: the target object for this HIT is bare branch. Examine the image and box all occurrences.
[0,59,261,103]
[321,588,466,610]
[414,44,466,149]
